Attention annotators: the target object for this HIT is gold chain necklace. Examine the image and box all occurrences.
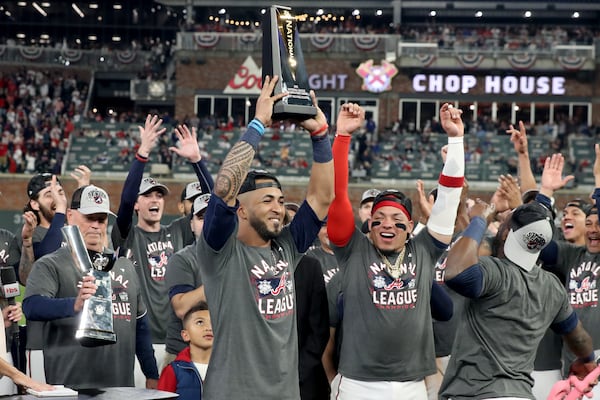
[377,246,406,279]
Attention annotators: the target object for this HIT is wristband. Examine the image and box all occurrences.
[310,124,329,137]
[438,174,464,188]
[135,153,149,163]
[311,134,333,163]
[461,216,487,247]
[248,118,265,136]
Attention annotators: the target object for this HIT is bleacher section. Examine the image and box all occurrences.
[65,123,599,187]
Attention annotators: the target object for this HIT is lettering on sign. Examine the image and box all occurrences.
[412,74,566,95]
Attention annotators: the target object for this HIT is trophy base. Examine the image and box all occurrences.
[273,103,317,121]
[76,329,117,347]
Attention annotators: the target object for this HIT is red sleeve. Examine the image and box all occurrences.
[157,364,178,393]
[327,135,355,247]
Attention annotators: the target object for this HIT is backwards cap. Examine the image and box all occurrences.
[27,173,61,199]
[239,169,282,195]
[371,189,412,221]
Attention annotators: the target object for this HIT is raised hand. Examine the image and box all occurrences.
[540,153,574,196]
[336,103,365,136]
[22,211,37,243]
[507,121,529,155]
[469,198,496,224]
[440,103,464,137]
[254,75,287,127]
[169,124,201,163]
[416,179,433,222]
[496,174,523,210]
[137,114,166,158]
[49,175,67,213]
[70,165,91,187]
[594,144,600,188]
[299,90,328,134]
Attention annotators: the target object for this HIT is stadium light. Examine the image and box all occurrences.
[72,3,85,18]
[376,10,383,16]
[17,2,27,6]
[32,2,48,17]
[475,11,483,18]
[429,10,437,17]
[89,3,98,9]
[113,4,122,10]
[572,11,580,18]
[524,11,532,18]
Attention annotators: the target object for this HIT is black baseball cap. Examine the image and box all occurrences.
[27,173,60,199]
[371,189,412,220]
[565,198,592,215]
[239,169,282,195]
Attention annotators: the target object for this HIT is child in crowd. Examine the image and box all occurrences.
[158,301,213,399]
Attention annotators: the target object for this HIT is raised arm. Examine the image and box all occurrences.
[213,75,286,206]
[114,115,166,237]
[170,125,213,193]
[297,92,342,220]
[327,103,366,246]
[18,211,37,285]
[507,121,537,193]
[427,103,465,244]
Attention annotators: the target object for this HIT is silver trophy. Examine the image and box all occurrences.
[62,225,116,347]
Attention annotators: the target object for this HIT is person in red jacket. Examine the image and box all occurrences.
[158,301,213,400]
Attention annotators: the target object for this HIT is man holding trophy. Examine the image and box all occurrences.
[23,185,158,389]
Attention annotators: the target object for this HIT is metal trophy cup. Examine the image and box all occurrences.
[262,5,317,121]
[62,225,116,347]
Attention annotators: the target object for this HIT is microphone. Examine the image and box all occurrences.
[0,266,20,305]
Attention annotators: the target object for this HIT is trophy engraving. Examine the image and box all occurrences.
[262,5,316,120]
[62,225,116,347]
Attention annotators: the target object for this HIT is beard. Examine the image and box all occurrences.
[249,214,281,242]
[38,202,55,224]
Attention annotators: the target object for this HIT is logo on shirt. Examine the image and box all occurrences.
[145,240,174,281]
[568,261,600,308]
[369,261,418,310]
[251,258,294,320]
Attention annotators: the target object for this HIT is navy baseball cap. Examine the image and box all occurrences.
[239,169,282,195]
[27,173,60,199]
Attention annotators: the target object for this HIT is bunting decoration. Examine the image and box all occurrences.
[19,46,44,60]
[456,53,485,70]
[507,53,537,70]
[61,48,83,63]
[415,53,437,68]
[194,32,220,49]
[116,50,136,64]
[309,35,335,51]
[556,55,587,71]
[353,36,380,51]
[239,32,260,46]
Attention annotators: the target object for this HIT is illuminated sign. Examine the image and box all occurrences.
[224,56,348,94]
[412,74,566,95]
[356,59,398,93]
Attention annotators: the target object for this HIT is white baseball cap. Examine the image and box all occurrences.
[504,203,553,271]
[70,185,116,217]
[139,177,169,196]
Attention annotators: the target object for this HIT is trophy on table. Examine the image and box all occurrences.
[62,225,116,347]
[262,5,317,120]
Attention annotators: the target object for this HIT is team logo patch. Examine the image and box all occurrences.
[87,189,108,205]
[356,59,398,93]
[523,231,547,251]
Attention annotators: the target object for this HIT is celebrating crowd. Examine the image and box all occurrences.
[0,74,599,400]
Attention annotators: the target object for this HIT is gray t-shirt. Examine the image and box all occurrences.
[197,225,303,400]
[439,256,573,399]
[305,246,339,285]
[164,244,202,355]
[24,248,145,389]
[112,216,194,343]
[552,242,600,374]
[331,228,443,381]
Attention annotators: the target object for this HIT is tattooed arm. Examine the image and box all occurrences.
[214,75,286,205]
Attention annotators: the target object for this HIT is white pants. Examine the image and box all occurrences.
[26,349,46,384]
[330,374,427,400]
[134,343,165,388]
[532,369,561,400]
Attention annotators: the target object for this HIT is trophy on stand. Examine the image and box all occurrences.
[262,5,317,120]
[62,225,116,347]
